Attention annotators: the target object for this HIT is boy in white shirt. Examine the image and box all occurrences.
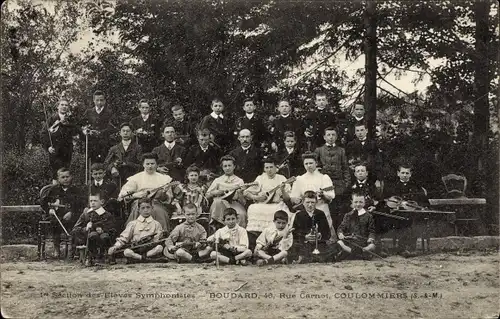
[254,210,293,265]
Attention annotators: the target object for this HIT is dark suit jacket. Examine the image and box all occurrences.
[346,138,383,181]
[303,109,337,149]
[40,184,86,225]
[184,144,221,173]
[314,144,350,194]
[383,179,429,206]
[228,145,262,183]
[90,179,119,201]
[234,114,268,146]
[200,115,232,152]
[271,115,302,150]
[345,115,367,143]
[276,148,304,178]
[152,143,186,181]
[104,141,143,181]
[292,208,331,243]
[40,113,80,165]
[164,116,197,148]
[348,179,379,207]
[130,114,161,153]
[81,107,116,161]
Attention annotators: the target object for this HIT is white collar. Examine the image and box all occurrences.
[358,138,367,142]
[316,107,326,111]
[354,115,364,121]
[94,207,106,216]
[400,179,409,184]
[94,180,103,186]
[138,216,154,223]
[141,114,150,121]
[357,179,367,184]
[200,145,209,151]
[245,113,254,119]
[305,210,315,218]
[164,141,176,148]
[286,147,294,153]
[210,112,224,119]
[95,106,104,114]
[356,208,367,216]
[280,114,290,118]
[325,143,335,147]
[241,145,251,151]
[122,139,132,146]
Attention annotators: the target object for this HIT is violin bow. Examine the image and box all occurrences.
[42,102,54,149]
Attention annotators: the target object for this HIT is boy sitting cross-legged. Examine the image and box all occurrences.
[108,197,165,262]
[164,204,212,263]
[254,210,293,266]
[207,208,252,265]
[337,192,376,260]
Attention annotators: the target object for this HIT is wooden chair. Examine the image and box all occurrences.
[441,174,479,236]
[441,174,467,198]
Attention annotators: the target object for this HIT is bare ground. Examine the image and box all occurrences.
[1,251,499,319]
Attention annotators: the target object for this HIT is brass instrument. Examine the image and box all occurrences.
[312,224,320,255]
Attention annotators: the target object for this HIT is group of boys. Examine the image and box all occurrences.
[39,90,430,265]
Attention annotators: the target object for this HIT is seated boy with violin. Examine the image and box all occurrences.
[254,210,293,266]
[290,191,337,263]
[40,167,86,259]
[72,191,116,266]
[337,192,376,260]
[207,208,252,265]
[119,152,178,232]
[108,197,165,262]
[164,204,211,263]
[206,155,254,229]
[382,162,429,257]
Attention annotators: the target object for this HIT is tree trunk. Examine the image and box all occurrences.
[473,0,490,171]
[364,0,377,139]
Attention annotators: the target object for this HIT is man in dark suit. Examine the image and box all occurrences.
[104,123,143,186]
[130,99,161,153]
[81,90,116,163]
[184,128,221,174]
[164,105,196,149]
[152,124,186,181]
[228,129,261,183]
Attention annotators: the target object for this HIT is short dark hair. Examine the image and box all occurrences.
[323,126,337,135]
[301,152,317,162]
[315,92,327,98]
[56,167,71,176]
[398,160,413,172]
[223,208,238,220]
[243,98,254,104]
[93,90,104,97]
[141,152,158,163]
[89,190,106,200]
[197,128,211,137]
[171,105,183,112]
[220,155,235,165]
[138,99,149,105]
[273,210,289,222]
[277,98,290,106]
[303,190,317,200]
[184,203,197,212]
[283,131,296,139]
[161,123,175,133]
[262,155,277,166]
[354,122,367,129]
[120,122,133,130]
[138,197,153,207]
[351,191,366,199]
[211,98,223,105]
[90,163,105,172]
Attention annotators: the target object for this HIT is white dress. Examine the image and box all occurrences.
[244,173,292,232]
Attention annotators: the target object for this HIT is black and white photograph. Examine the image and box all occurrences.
[1,0,499,318]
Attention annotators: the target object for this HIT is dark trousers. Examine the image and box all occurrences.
[74,231,112,254]
[290,240,338,262]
